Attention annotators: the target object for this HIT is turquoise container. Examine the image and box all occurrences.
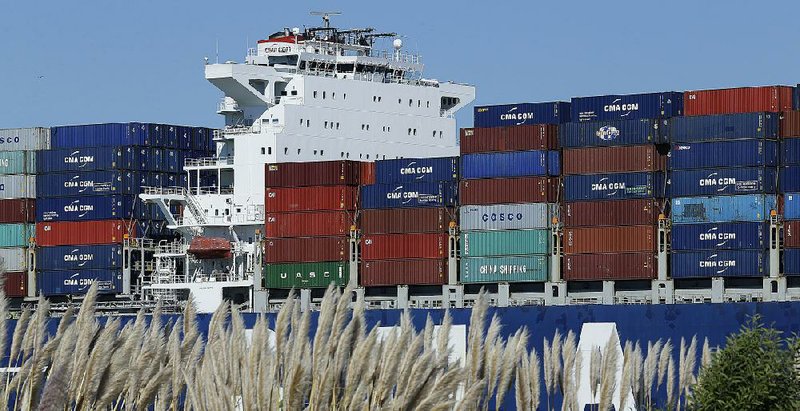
[460,230,550,257]
[0,152,35,175]
[461,255,549,283]
[0,224,32,247]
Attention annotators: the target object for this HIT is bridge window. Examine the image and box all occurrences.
[320,150,324,156]
[366,154,370,159]
[408,99,413,106]
[361,124,365,131]
[366,124,370,131]
[343,93,347,100]
[417,100,421,107]
[324,121,328,129]
[413,129,417,136]
[398,98,402,104]
[291,90,298,96]
[297,148,301,155]
[432,131,437,137]
[313,91,318,98]
[427,101,430,108]
[373,96,377,102]
[408,128,412,135]
[299,118,303,125]
[268,147,272,155]
[284,147,288,155]
[336,122,340,129]
[439,131,443,138]
[378,96,382,102]
[341,151,345,158]
[323,91,326,99]
[332,92,336,99]
[261,147,265,155]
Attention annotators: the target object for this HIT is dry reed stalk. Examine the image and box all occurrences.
[666,355,676,410]
[700,337,712,371]
[571,343,582,411]
[589,346,602,406]
[680,336,697,409]
[551,330,563,398]
[543,337,552,410]
[530,348,542,411]
[618,341,633,411]
[598,333,619,411]
[516,349,532,410]
[643,339,662,411]
[657,339,672,389]
[559,331,576,411]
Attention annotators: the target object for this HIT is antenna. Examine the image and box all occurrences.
[310,11,342,28]
[215,37,219,64]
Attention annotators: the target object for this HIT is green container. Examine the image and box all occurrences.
[460,229,550,257]
[0,152,35,175]
[0,224,32,248]
[264,261,350,289]
[461,255,549,283]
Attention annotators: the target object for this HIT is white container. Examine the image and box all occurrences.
[0,175,36,199]
[0,128,51,151]
[0,247,28,272]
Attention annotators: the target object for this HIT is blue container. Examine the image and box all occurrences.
[37,147,140,173]
[669,140,778,170]
[782,139,800,165]
[50,123,161,148]
[192,127,212,150]
[36,171,140,197]
[570,92,683,122]
[37,270,123,296]
[780,167,800,192]
[784,248,800,276]
[671,250,767,278]
[668,167,777,197]
[671,222,768,250]
[36,245,123,270]
[375,157,459,183]
[564,172,665,201]
[165,149,181,172]
[461,151,554,179]
[360,182,457,209]
[671,194,777,224]
[473,102,571,127]
[548,151,560,176]
[559,118,665,148]
[36,195,135,222]
[669,112,779,142]
[784,193,800,219]
[177,126,192,150]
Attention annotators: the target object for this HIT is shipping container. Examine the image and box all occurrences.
[263,261,349,289]
[35,220,135,246]
[0,127,51,151]
[795,86,800,110]
[786,193,800,219]
[0,151,36,175]
[264,186,358,212]
[459,124,559,154]
[360,259,447,286]
[37,146,140,173]
[684,86,793,116]
[0,199,35,223]
[360,161,376,185]
[564,225,656,254]
[473,102,570,127]
[781,111,800,137]
[4,272,26,298]
[669,167,777,197]
[671,250,767,278]
[361,233,448,260]
[459,203,555,231]
[560,118,665,147]
[36,244,123,270]
[36,171,140,197]
[264,237,349,264]
[460,229,549,257]
[562,199,663,227]
[671,194,777,224]
[0,175,35,199]
[564,172,666,202]
[360,207,454,234]
[571,92,683,122]
[375,157,459,183]
[785,220,800,248]
[459,177,558,205]
[562,145,667,175]
[265,211,355,238]
[36,269,123,295]
[548,151,560,176]
[564,253,657,281]
[669,112,779,142]
[460,255,548,283]
[669,140,778,169]
[782,139,800,165]
[672,222,768,250]
[461,150,555,179]
[36,195,134,222]
[0,224,33,247]
[360,182,458,209]
[784,248,800,276]
[0,248,28,271]
[50,123,165,148]
[264,161,360,187]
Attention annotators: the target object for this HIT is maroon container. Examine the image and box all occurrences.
[562,145,667,175]
[360,161,376,185]
[359,208,455,234]
[0,199,35,223]
[265,211,355,238]
[361,233,448,260]
[360,258,447,286]
[265,186,358,212]
[781,111,800,138]
[564,253,657,281]
[563,199,663,227]
[36,221,136,246]
[684,86,794,116]
[264,237,349,263]
[4,272,26,298]
[460,124,559,154]
[785,220,800,248]
[265,161,360,187]
[564,225,656,254]
[460,177,559,205]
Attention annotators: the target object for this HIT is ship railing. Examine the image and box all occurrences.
[213,125,260,140]
[184,156,234,167]
[141,186,187,196]
[189,186,234,195]
[157,239,187,255]
[247,47,257,57]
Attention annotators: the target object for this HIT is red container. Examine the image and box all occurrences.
[460,124,559,154]
[564,253,657,281]
[36,220,136,246]
[265,161,360,187]
[562,145,667,175]
[360,161,376,185]
[4,272,27,298]
[564,225,656,254]
[359,208,454,234]
[785,220,800,248]
[265,186,358,212]
[361,233,448,260]
[684,86,794,116]
[264,237,349,263]
[563,199,663,227]
[360,258,447,286]
[265,211,354,238]
[781,111,800,138]
[459,177,559,205]
[0,199,35,223]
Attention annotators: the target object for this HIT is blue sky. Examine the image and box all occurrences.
[2,1,799,129]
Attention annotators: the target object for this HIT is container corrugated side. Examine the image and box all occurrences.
[265,186,358,212]
[0,248,27,271]
[671,195,777,224]
[360,182,457,209]
[684,86,794,116]
[374,157,459,183]
[0,175,35,199]
[360,259,447,286]
[564,225,656,254]
[795,86,800,110]
[35,220,136,246]
[669,140,778,170]
[0,200,35,223]
[4,272,26,298]
[460,229,549,257]
[263,261,349,289]
[671,250,767,278]
[0,127,51,151]
[361,233,448,260]
[36,244,123,270]
[460,125,559,153]
[563,145,667,175]
[563,199,662,227]
[669,112,779,142]
[785,248,800,276]
[564,253,657,280]
[461,150,555,179]
[785,220,800,248]
[0,224,33,247]
[264,237,348,263]
[0,152,36,175]
[50,123,158,148]
[37,171,140,197]
[564,172,666,202]
[265,161,360,187]
[669,167,777,197]
[782,111,800,138]
[559,118,665,147]
[459,203,555,231]
[672,222,768,250]
[460,255,548,283]
[359,208,454,234]
[459,177,558,205]
[36,195,134,222]
[265,211,354,238]
[786,193,800,219]
[570,92,683,122]
[473,102,571,127]
[782,139,800,165]
[36,269,123,295]
[37,147,140,173]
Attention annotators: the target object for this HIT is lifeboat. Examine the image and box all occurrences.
[188,237,232,259]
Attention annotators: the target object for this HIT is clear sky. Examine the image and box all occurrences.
[2,1,799,129]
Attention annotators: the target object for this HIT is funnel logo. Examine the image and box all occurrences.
[596,126,620,141]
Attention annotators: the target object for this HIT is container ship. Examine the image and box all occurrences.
[3,15,800,315]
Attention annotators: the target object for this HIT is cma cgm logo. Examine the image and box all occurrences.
[699,227,736,247]
[603,98,639,117]
[595,126,620,141]
[399,162,434,178]
[700,254,736,274]
[65,249,95,267]
[386,186,419,204]
[64,200,94,217]
[590,177,625,196]
[64,151,95,167]
[499,106,535,125]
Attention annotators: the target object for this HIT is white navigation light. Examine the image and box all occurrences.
[393,38,403,50]
[292,27,300,35]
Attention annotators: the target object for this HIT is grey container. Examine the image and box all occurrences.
[0,128,51,151]
[0,175,35,199]
[459,203,557,231]
[0,247,28,272]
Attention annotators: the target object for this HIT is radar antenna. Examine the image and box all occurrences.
[310,11,342,28]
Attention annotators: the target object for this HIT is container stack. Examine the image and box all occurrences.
[560,92,678,281]
[263,161,361,289]
[780,110,800,275]
[670,86,789,279]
